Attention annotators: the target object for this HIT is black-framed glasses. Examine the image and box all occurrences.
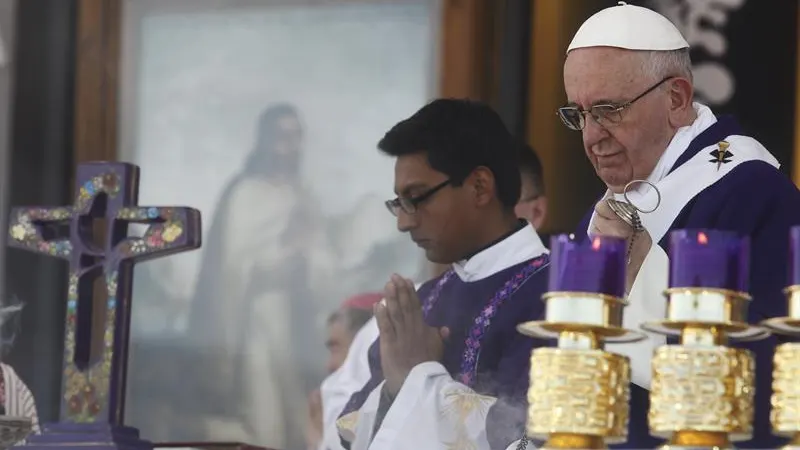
[385,179,451,216]
[557,77,673,131]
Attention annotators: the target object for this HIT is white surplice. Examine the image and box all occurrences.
[589,103,780,389]
[337,226,548,450]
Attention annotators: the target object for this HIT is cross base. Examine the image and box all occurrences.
[15,423,152,450]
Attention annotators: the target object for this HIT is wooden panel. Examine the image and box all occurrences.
[526,0,607,234]
[527,0,567,234]
[6,0,77,422]
[73,0,121,164]
[430,0,497,277]
[438,0,493,99]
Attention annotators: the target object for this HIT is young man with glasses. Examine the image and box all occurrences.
[336,99,550,450]
[563,3,800,448]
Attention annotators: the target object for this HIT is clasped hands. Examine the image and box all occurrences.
[376,274,450,396]
[591,199,653,293]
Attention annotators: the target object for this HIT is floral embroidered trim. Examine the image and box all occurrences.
[0,363,5,414]
[422,254,550,387]
[422,270,455,316]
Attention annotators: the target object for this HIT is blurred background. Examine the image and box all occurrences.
[0,0,797,449]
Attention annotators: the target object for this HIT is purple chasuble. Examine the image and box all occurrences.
[341,254,550,450]
[574,116,800,449]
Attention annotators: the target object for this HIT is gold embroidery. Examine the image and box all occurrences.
[441,387,494,421]
[336,411,359,443]
[440,386,496,448]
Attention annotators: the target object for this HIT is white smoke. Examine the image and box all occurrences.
[0,296,24,354]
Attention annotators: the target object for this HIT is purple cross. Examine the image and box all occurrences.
[7,162,201,425]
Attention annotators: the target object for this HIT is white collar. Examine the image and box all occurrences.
[451,224,548,282]
[613,102,717,201]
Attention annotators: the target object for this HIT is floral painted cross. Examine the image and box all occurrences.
[7,162,201,425]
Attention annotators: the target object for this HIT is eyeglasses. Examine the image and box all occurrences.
[557,77,672,131]
[385,179,451,216]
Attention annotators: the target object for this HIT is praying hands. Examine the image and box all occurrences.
[375,274,450,396]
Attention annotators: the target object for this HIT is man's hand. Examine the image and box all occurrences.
[376,274,449,396]
[591,199,653,293]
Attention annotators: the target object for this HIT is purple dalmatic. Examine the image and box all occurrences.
[574,116,800,449]
[7,162,201,450]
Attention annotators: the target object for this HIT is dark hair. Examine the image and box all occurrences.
[378,98,521,208]
[243,103,300,175]
[328,307,374,335]
[518,142,545,196]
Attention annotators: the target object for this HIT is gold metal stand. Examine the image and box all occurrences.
[762,285,800,449]
[518,291,646,449]
[642,288,769,450]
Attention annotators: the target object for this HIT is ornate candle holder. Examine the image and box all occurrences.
[761,226,800,449]
[517,234,646,449]
[642,229,768,450]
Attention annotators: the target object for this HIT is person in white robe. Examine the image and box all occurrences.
[315,300,383,450]
[308,293,382,450]
[564,3,800,447]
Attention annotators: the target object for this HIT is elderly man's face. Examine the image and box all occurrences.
[563,48,674,193]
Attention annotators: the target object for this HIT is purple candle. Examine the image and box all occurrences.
[668,229,750,292]
[548,234,626,298]
[788,226,800,287]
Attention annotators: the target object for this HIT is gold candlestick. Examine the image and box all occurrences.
[762,285,800,450]
[518,291,646,449]
[642,287,769,449]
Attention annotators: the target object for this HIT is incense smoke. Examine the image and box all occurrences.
[483,378,539,450]
[0,295,24,355]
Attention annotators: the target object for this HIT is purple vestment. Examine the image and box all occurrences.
[574,116,800,449]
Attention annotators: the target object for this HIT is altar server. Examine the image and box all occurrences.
[311,293,382,450]
[564,3,800,447]
[337,99,550,450]
[515,142,547,231]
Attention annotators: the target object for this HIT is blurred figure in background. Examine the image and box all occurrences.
[324,294,382,374]
[514,142,547,231]
[430,140,551,277]
[308,293,383,450]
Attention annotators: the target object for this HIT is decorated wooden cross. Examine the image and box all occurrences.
[7,162,201,448]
